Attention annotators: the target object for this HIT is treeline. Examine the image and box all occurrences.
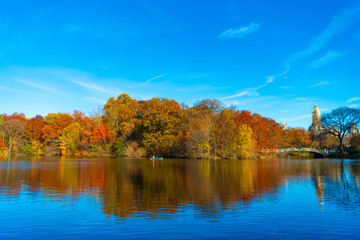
[0,93,312,158]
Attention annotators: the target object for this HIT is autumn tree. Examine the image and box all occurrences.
[138,97,187,156]
[24,115,45,154]
[60,122,82,154]
[283,128,312,148]
[0,116,4,152]
[230,124,255,158]
[211,109,234,158]
[185,99,224,158]
[103,94,139,139]
[84,124,110,146]
[321,107,360,151]
[0,136,6,152]
[311,133,337,149]
[42,113,74,155]
[186,117,210,158]
[0,120,25,159]
[2,113,27,122]
[215,110,255,158]
[235,110,284,153]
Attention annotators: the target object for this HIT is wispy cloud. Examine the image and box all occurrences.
[143,74,166,85]
[287,4,360,64]
[279,86,294,89]
[15,78,63,95]
[218,23,261,39]
[349,104,359,108]
[221,99,246,107]
[220,84,265,100]
[265,65,290,83]
[295,98,308,101]
[266,76,275,83]
[308,50,347,69]
[73,80,118,95]
[270,3,360,80]
[347,97,360,103]
[280,114,311,122]
[310,81,330,87]
[0,85,52,97]
[220,90,258,100]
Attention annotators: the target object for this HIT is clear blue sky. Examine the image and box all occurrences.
[1,0,360,128]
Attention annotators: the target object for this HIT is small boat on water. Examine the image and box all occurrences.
[150,155,163,160]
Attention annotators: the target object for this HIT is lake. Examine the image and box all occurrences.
[1,157,360,239]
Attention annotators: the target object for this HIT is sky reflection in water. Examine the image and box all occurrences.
[1,157,360,239]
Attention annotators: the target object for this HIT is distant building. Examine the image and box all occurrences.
[309,105,322,134]
[309,105,359,137]
[349,123,359,136]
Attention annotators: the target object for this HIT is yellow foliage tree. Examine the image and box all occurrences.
[139,98,186,156]
[60,122,82,154]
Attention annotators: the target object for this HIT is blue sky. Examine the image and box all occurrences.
[0,0,360,128]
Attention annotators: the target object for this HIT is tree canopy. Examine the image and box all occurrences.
[0,93,323,158]
[321,107,360,151]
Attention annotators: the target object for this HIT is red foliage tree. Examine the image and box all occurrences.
[24,115,45,153]
[283,128,311,148]
[83,124,110,145]
[0,137,5,151]
[42,113,74,142]
[2,113,27,122]
[235,110,284,153]
[24,115,45,141]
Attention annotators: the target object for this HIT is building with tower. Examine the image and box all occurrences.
[349,123,359,136]
[309,105,322,134]
[308,105,359,142]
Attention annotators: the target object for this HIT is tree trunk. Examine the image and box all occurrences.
[7,141,12,160]
[339,136,343,153]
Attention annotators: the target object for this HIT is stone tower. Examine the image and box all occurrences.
[310,105,321,133]
[349,123,359,135]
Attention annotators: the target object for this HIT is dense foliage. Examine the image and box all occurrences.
[0,93,313,158]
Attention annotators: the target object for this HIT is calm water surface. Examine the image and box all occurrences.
[1,157,360,239]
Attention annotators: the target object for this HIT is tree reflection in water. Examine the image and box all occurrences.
[0,157,360,220]
[312,160,360,209]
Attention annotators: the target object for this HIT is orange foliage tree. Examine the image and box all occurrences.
[0,136,6,151]
[235,110,284,153]
[41,113,74,155]
[1,94,310,158]
[3,113,27,122]
[283,128,312,148]
[24,115,45,154]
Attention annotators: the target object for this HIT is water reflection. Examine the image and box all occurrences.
[1,157,360,219]
[312,160,360,209]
